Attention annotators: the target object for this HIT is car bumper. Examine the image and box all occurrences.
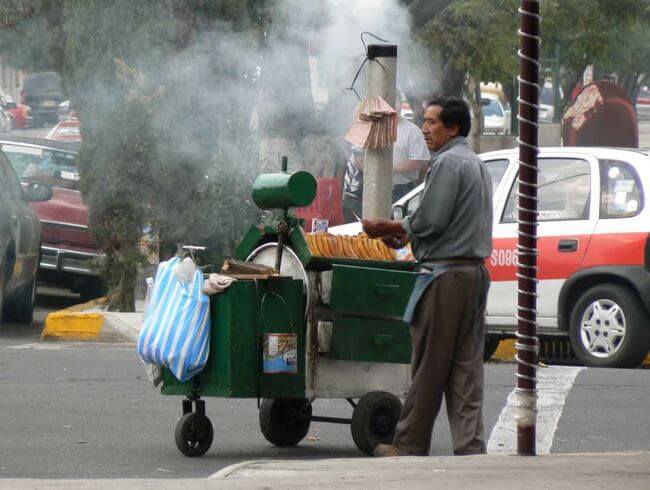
[40,245,102,277]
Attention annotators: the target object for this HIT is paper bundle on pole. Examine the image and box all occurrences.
[345,96,398,150]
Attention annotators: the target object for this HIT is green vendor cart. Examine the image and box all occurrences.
[160,162,418,457]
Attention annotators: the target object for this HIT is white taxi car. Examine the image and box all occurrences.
[333,147,650,368]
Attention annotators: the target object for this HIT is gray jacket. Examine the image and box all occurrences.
[402,137,493,262]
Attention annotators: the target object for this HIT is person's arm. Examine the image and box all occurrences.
[393,158,426,174]
[402,159,459,243]
[353,150,365,171]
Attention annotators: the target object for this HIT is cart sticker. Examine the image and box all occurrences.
[263,333,298,374]
[312,218,329,233]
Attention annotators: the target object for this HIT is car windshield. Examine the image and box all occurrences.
[484,99,503,117]
[23,72,62,94]
[1,144,79,190]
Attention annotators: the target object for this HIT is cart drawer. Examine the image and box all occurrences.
[328,317,411,364]
[330,265,416,319]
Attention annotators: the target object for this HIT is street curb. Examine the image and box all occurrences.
[102,313,139,343]
[490,339,650,366]
[41,296,138,343]
[210,461,258,479]
[42,310,105,340]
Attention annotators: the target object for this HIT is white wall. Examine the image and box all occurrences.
[0,57,25,101]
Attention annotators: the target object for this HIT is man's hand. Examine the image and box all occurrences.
[362,218,407,239]
[381,233,409,249]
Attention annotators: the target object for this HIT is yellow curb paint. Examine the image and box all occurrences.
[42,311,105,340]
[492,339,517,361]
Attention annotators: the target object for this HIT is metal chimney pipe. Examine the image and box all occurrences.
[363,44,397,219]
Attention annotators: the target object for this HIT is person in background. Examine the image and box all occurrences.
[342,146,364,222]
[391,115,431,200]
[341,113,431,222]
[363,96,493,457]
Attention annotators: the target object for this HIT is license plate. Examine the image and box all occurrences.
[42,100,56,107]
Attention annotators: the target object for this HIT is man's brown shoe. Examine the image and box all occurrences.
[373,444,401,457]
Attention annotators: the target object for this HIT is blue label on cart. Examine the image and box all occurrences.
[263,333,298,374]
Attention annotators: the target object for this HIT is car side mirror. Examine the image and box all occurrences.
[480,98,491,106]
[24,182,53,202]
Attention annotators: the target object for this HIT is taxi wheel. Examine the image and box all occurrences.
[174,413,213,457]
[484,336,501,361]
[351,391,402,456]
[259,398,312,447]
[569,284,650,368]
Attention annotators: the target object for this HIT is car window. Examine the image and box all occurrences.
[23,72,62,94]
[483,99,503,117]
[401,158,509,218]
[502,158,591,222]
[485,159,509,189]
[0,150,23,200]
[2,144,79,190]
[599,160,643,218]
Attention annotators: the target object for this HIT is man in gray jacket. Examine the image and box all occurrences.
[363,96,493,456]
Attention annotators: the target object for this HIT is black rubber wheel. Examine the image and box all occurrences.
[4,274,36,324]
[174,412,214,457]
[569,284,650,368]
[484,335,501,362]
[351,391,402,456]
[259,398,312,447]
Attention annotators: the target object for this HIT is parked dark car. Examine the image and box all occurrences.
[0,135,103,301]
[21,72,64,127]
[0,147,52,326]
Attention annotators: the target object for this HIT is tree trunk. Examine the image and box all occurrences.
[440,57,465,97]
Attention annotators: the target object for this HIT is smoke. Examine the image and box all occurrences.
[45,1,424,263]
[126,0,422,251]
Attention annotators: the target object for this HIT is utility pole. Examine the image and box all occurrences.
[516,0,540,456]
[362,44,397,219]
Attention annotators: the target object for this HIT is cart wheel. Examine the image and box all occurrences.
[351,391,402,456]
[259,398,312,447]
[175,412,214,457]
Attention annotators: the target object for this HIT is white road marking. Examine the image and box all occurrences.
[487,366,585,455]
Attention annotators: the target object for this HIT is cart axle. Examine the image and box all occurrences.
[311,415,351,425]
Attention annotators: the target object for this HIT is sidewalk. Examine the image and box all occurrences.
[2,452,649,488]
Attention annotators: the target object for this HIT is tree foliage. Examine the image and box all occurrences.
[0,0,265,311]
[412,0,648,105]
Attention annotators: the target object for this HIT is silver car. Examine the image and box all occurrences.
[0,149,51,326]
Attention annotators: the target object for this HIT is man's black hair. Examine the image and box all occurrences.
[427,96,471,137]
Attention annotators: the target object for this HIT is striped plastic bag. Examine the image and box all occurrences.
[137,256,211,382]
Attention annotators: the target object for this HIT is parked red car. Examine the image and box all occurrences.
[0,135,103,301]
[3,96,33,129]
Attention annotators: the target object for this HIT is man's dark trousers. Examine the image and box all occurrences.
[393,263,490,455]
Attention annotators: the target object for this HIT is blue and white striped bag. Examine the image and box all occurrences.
[137,256,211,382]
